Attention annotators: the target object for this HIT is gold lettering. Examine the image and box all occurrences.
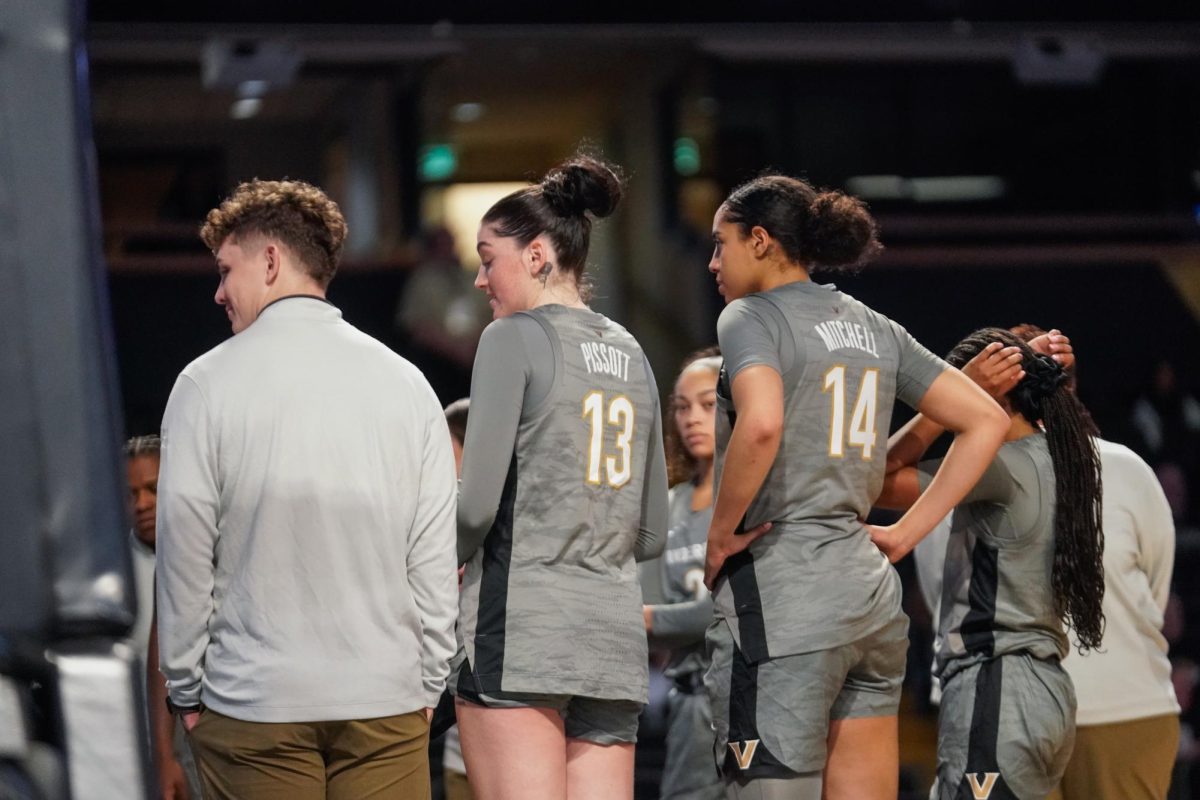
[727,739,759,770]
[966,772,1000,799]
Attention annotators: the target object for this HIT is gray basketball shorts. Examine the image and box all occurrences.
[932,652,1075,800]
[705,612,909,779]
[449,657,641,745]
[661,683,724,800]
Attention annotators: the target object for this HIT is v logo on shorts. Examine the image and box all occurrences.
[727,739,759,770]
[965,772,1000,799]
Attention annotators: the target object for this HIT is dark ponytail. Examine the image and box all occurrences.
[482,153,623,287]
[720,174,882,271]
[947,328,1105,652]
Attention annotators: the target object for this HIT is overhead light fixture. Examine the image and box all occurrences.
[846,175,1006,203]
[910,176,1006,203]
[1012,34,1105,86]
[230,97,262,120]
[202,38,302,92]
[451,102,486,123]
[845,175,907,200]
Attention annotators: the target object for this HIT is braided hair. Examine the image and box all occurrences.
[947,328,1105,652]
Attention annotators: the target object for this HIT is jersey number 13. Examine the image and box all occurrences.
[583,391,635,487]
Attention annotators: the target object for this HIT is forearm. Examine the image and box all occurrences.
[638,557,667,605]
[885,413,945,473]
[891,426,1002,555]
[648,596,713,648]
[635,413,669,561]
[411,415,461,705]
[157,375,219,706]
[156,561,214,706]
[156,506,217,705]
[875,467,922,511]
[882,368,1007,554]
[708,423,779,552]
[156,490,218,706]
[410,552,458,706]
[146,614,177,761]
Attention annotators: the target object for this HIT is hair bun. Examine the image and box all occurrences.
[803,190,882,267]
[541,155,623,219]
[1025,354,1069,401]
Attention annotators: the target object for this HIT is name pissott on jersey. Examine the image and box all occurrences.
[580,340,632,381]
[812,318,880,358]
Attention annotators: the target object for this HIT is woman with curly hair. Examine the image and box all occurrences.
[874,327,1105,800]
[702,174,1008,800]
[641,348,724,800]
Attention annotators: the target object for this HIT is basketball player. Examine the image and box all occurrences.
[874,328,1105,800]
[452,154,670,800]
[641,349,724,800]
[701,174,1009,800]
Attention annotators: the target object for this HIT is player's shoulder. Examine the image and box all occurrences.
[719,293,773,319]
[716,295,783,341]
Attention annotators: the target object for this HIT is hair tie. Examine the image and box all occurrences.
[1025,354,1068,404]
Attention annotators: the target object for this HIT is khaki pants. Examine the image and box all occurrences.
[1048,713,1179,800]
[443,769,475,800]
[186,708,431,800]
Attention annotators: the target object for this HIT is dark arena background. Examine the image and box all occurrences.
[3,1,1200,797]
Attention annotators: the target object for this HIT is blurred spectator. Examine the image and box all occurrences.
[124,435,201,800]
[440,398,474,800]
[1159,463,1191,524]
[1130,360,1200,523]
[395,227,490,401]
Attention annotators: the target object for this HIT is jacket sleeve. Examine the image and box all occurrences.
[407,390,461,707]
[155,374,219,709]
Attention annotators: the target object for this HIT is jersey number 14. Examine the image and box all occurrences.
[822,366,878,459]
[583,391,635,487]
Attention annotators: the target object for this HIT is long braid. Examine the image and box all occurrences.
[1039,386,1106,650]
[948,328,1105,652]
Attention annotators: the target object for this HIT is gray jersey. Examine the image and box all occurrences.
[641,482,714,678]
[457,305,668,702]
[712,281,946,661]
[921,434,1069,680]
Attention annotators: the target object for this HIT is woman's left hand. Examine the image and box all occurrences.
[704,522,773,590]
[867,523,910,564]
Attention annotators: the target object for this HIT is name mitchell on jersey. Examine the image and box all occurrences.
[813,319,879,358]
